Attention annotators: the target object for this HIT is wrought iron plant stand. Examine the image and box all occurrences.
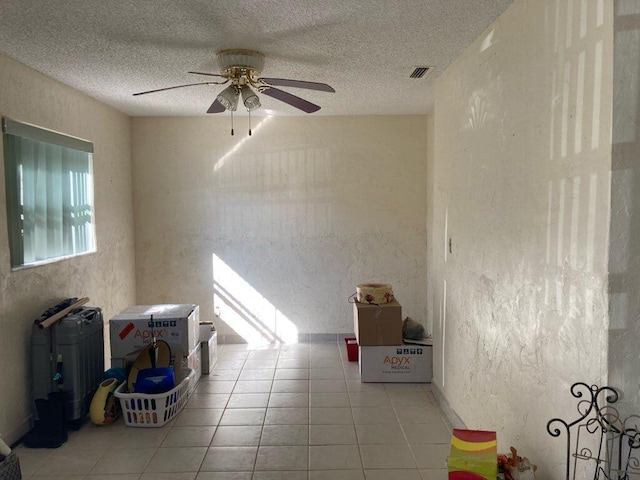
[547,382,640,479]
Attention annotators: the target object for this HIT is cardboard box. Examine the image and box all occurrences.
[359,342,433,383]
[353,300,403,346]
[109,304,199,360]
[180,342,202,395]
[200,325,218,374]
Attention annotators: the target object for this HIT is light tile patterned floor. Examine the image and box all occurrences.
[15,342,451,479]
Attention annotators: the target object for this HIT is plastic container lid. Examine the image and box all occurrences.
[134,367,175,394]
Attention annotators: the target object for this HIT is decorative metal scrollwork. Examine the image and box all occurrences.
[547,382,640,479]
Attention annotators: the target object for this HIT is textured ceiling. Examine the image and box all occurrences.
[0,0,513,117]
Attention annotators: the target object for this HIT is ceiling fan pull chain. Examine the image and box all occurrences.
[248,109,252,136]
[231,111,234,136]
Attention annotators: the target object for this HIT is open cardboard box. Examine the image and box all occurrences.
[353,299,403,346]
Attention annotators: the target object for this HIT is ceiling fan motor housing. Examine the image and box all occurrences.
[217,49,265,80]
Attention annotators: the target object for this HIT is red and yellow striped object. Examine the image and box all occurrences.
[447,429,497,480]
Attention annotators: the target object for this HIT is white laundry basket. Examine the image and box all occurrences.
[115,368,194,427]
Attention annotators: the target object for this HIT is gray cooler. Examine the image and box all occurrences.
[32,307,104,427]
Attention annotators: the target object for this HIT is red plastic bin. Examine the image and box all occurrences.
[344,337,359,362]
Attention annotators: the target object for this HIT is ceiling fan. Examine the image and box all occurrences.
[133,49,335,120]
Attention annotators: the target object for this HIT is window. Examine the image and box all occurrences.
[2,118,95,268]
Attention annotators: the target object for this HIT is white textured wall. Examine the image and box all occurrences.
[0,54,136,444]
[430,0,612,477]
[426,112,435,338]
[131,116,428,342]
[609,0,640,418]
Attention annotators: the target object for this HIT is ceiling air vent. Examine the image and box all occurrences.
[409,66,430,79]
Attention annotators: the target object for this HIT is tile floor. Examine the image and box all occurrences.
[15,342,451,479]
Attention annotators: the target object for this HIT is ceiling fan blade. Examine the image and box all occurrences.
[207,98,225,114]
[259,77,335,93]
[261,87,321,113]
[133,81,226,96]
[188,71,228,78]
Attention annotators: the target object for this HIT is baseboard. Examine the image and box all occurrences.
[217,334,247,344]
[431,382,466,429]
[217,333,355,345]
[305,333,338,343]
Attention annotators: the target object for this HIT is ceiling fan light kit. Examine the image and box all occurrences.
[240,85,261,111]
[217,85,239,111]
[133,48,335,135]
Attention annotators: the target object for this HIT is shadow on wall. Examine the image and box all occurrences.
[212,253,298,345]
[541,0,610,389]
[608,1,640,417]
[213,116,273,173]
[430,0,613,478]
[433,0,611,391]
